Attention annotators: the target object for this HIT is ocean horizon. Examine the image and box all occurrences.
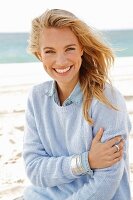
[0,29,133,64]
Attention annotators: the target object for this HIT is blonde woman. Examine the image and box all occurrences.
[23,9,131,199]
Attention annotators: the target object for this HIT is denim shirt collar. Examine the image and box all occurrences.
[47,81,83,106]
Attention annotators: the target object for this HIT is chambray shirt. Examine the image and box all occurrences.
[23,81,132,200]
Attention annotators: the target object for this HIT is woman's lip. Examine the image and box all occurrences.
[53,65,72,70]
[54,65,73,74]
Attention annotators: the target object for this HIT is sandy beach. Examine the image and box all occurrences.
[0,57,133,200]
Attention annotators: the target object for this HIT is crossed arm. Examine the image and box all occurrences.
[23,89,131,199]
[65,92,131,199]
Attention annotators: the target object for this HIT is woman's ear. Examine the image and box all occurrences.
[80,44,84,56]
[81,49,83,56]
[35,52,42,61]
[81,48,83,56]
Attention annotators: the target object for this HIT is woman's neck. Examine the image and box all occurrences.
[56,81,78,105]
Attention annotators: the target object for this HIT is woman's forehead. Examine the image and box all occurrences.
[39,27,80,46]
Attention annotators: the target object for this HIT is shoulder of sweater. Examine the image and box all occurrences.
[28,80,53,98]
[92,83,126,110]
[104,83,126,105]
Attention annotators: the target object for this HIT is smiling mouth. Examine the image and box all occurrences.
[54,66,72,74]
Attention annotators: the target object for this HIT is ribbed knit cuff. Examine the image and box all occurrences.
[81,151,93,177]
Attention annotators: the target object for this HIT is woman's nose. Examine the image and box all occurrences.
[55,53,67,66]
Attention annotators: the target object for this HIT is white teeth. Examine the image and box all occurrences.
[55,67,70,73]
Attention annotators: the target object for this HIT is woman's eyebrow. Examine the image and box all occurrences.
[43,47,55,50]
[43,44,76,50]
[43,44,77,50]
[65,44,76,48]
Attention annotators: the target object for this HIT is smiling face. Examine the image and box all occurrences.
[38,27,83,89]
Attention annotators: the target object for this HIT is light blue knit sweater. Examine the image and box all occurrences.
[23,81,131,200]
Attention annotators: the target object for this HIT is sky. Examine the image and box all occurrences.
[0,0,133,32]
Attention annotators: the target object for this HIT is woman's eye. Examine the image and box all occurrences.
[45,50,55,54]
[66,47,75,51]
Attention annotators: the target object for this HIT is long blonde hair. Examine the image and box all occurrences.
[28,9,117,125]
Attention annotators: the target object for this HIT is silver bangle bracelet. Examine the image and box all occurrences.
[76,155,85,173]
[71,155,86,175]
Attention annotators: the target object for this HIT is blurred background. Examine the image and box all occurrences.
[0,0,133,199]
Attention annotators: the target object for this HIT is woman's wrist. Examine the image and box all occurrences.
[88,151,95,169]
[81,151,93,177]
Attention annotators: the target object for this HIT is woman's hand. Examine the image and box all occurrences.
[88,128,124,169]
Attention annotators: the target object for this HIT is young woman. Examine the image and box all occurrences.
[23,9,131,199]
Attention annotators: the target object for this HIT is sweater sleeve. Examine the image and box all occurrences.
[23,89,85,188]
[65,86,131,200]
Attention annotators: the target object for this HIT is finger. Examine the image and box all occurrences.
[104,152,123,167]
[114,144,120,152]
[112,150,123,160]
[94,128,104,142]
[107,136,122,147]
[115,140,124,152]
[107,154,122,166]
[111,155,123,164]
[108,140,124,154]
[114,141,124,152]
[119,139,125,149]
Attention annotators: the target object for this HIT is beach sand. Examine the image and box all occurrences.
[0,57,133,200]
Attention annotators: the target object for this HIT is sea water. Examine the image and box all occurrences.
[0,29,133,63]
